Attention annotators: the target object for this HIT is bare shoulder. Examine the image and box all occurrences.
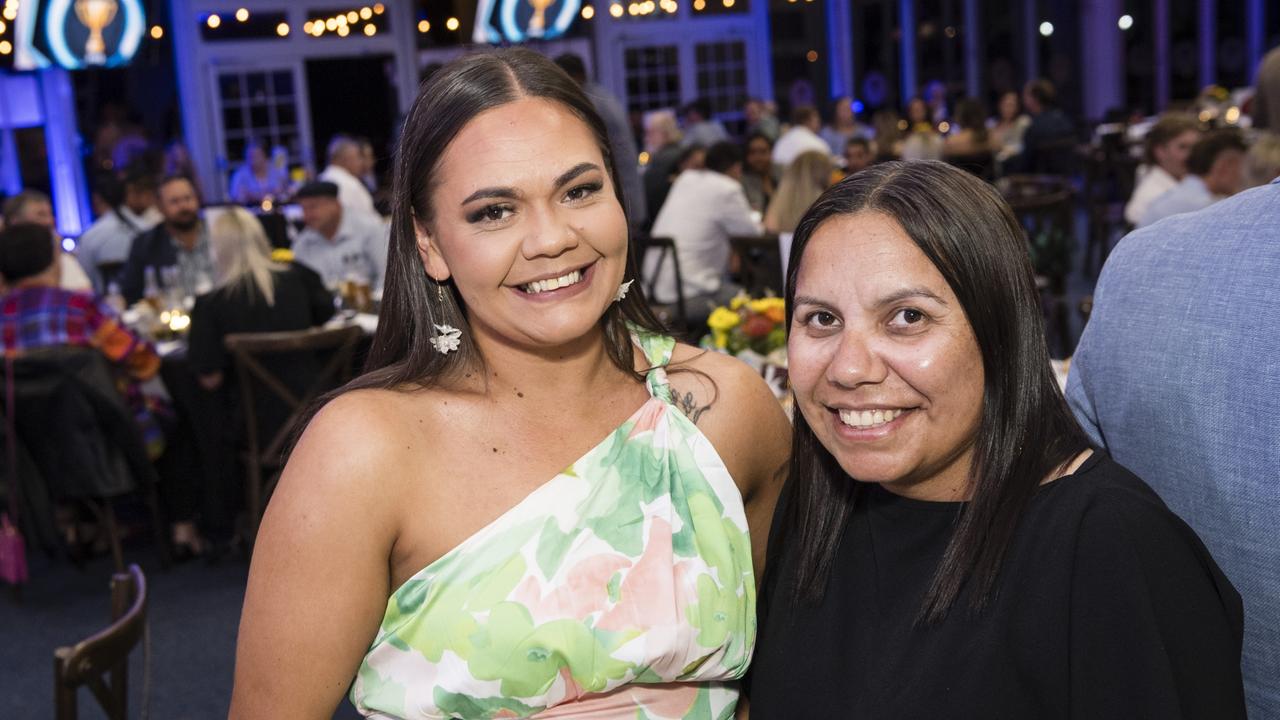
[666,343,790,497]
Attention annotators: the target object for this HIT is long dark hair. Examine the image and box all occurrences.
[779,161,1090,623]
[346,48,665,393]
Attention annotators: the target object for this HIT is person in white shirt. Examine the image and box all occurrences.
[291,181,388,293]
[1138,129,1246,228]
[1124,113,1201,226]
[647,142,762,325]
[77,169,163,291]
[1,189,93,292]
[773,105,831,169]
[317,135,379,222]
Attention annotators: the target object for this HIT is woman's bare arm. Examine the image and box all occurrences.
[229,392,407,718]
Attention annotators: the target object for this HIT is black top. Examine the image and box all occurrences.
[749,453,1245,719]
[187,263,335,376]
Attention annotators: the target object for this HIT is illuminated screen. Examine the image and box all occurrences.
[473,0,581,44]
[14,0,145,71]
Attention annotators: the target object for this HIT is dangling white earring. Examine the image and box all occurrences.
[613,279,634,303]
[430,280,462,355]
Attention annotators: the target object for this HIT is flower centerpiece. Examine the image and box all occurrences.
[702,293,790,400]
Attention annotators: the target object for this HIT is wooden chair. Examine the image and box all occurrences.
[998,175,1076,356]
[635,235,689,333]
[224,325,363,543]
[54,564,147,720]
[730,234,784,297]
[944,151,996,182]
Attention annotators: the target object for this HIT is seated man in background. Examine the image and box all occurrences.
[0,222,164,457]
[2,190,93,292]
[291,181,388,294]
[1138,129,1246,228]
[318,135,379,222]
[77,167,162,292]
[119,174,214,304]
[647,141,762,327]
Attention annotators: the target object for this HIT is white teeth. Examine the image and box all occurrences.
[522,269,583,294]
[838,408,903,428]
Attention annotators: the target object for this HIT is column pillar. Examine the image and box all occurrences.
[1080,0,1125,120]
[1154,0,1170,111]
[826,0,855,99]
[899,0,918,101]
[1198,0,1216,88]
[963,0,980,99]
[38,68,90,237]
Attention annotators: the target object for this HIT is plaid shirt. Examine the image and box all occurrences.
[0,286,166,457]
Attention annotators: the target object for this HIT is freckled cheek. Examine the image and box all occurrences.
[785,337,835,397]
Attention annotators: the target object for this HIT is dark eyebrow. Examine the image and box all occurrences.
[461,186,521,205]
[459,162,600,206]
[791,287,947,308]
[876,287,948,306]
[553,162,600,189]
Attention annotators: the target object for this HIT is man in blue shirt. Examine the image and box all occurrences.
[1066,177,1279,718]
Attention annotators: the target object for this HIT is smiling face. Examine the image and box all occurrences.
[417,97,628,353]
[788,211,985,500]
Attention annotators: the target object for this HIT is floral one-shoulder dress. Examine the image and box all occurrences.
[350,329,756,719]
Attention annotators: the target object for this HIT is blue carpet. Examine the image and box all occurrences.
[0,547,363,719]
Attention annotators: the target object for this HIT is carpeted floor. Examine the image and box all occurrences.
[0,546,363,719]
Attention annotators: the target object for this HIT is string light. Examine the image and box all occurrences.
[723,0,734,7]
[3,7,16,21]
[276,22,290,36]
[806,50,818,62]
[1225,106,1241,124]
[0,19,7,33]
[373,3,384,14]
[206,14,221,29]
[363,23,376,36]
[638,151,650,165]
[417,19,430,32]
[235,8,248,22]
[0,40,10,55]
[693,0,705,11]
[325,17,338,31]
[1039,21,1053,37]
[310,22,324,36]
[346,11,358,23]
[360,7,372,20]
[610,3,623,17]
[337,24,350,37]
[445,16,459,31]
[1118,14,1133,30]
[149,25,163,39]
[938,121,951,133]
[581,5,594,19]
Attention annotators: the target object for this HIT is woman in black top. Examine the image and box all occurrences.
[749,161,1244,718]
[186,207,335,550]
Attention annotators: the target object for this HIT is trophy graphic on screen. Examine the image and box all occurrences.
[527,0,553,37]
[74,0,118,65]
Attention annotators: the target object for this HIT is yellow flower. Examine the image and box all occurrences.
[729,291,751,311]
[270,247,295,263]
[707,306,741,331]
[747,297,785,315]
[712,328,729,350]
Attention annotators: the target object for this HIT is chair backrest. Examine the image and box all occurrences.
[635,235,688,331]
[54,564,147,720]
[730,234,783,297]
[223,324,363,464]
[5,346,152,500]
[945,151,996,182]
[998,175,1075,283]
